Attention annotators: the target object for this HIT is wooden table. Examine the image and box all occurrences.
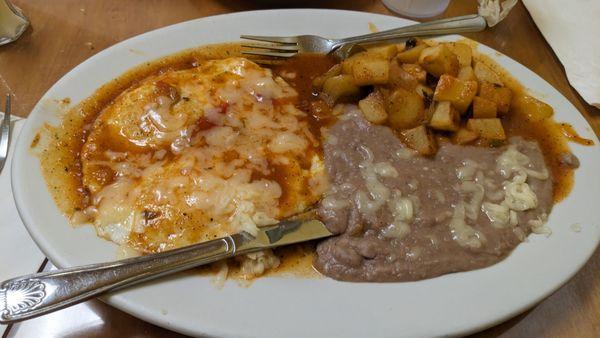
[1,1,598,337]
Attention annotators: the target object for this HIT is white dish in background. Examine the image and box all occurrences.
[11,9,600,338]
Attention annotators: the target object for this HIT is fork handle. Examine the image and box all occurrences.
[335,14,487,47]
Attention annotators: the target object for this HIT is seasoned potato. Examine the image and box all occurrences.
[322,74,360,103]
[478,82,512,115]
[418,44,459,77]
[312,64,342,90]
[396,43,428,64]
[401,63,427,83]
[366,45,398,60]
[452,127,479,145]
[472,96,498,118]
[386,88,425,130]
[415,84,433,100]
[400,125,437,155]
[446,42,472,67]
[429,101,460,131]
[457,66,477,82]
[512,95,554,122]
[466,118,506,140]
[433,75,478,113]
[341,51,371,74]
[389,60,418,90]
[358,91,387,124]
[352,58,390,85]
[473,62,503,86]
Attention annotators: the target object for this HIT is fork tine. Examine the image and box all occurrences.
[242,50,297,58]
[0,94,11,173]
[240,35,298,44]
[241,43,299,52]
[5,94,10,116]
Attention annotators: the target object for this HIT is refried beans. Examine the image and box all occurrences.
[315,107,553,282]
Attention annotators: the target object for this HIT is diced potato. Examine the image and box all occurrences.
[472,96,498,118]
[341,52,371,74]
[358,91,387,124]
[473,62,503,86]
[478,82,512,115]
[512,95,554,122]
[366,45,398,60]
[312,64,342,90]
[446,42,472,67]
[396,43,428,64]
[352,58,390,85]
[466,118,506,140]
[429,101,460,131]
[322,74,360,102]
[433,75,478,113]
[401,63,427,83]
[415,84,433,100]
[452,127,479,145]
[389,60,418,90]
[457,66,476,82]
[400,125,437,155]
[386,88,425,130]
[418,44,459,77]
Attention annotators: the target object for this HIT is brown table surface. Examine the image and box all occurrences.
[1,1,599,337]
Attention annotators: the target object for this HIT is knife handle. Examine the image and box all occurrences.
[0,235,239,323]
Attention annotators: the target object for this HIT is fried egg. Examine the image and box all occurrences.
[78,58,326,254]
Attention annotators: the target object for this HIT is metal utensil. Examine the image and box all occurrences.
[0,210,332,323]
[0,94,11,174]
[241,14,487,58]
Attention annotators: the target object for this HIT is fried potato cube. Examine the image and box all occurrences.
[396,44,428,64]
[452,127,479,145]
[415,84,433,100]
[312,63,342,90]
[341,48,392,74]
[386,88,425,130]
[418,44,459,77]
[322,74,360,102]
[472,96,498,118]
[341,51,371,74]
[466,118,506,140]
[401,63,427,83]
[351,58,390,85]
[473,62,503,86]
[429,101,460,131]
[389,60,418,90]
[433,74,478,113]
[457,66,477,82]
[400,125,438,156]
[446,42,472,67]
[512,95,554,122]
[478,82,512,115]
[366,44,398,59]
[358,91,387,124]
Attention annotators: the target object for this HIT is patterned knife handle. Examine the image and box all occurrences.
[0,236,238,323]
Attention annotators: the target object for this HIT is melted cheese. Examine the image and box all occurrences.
[81,58,324,254]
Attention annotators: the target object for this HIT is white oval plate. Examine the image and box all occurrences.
[12,9,600,338]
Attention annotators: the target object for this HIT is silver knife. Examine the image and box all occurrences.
[0,210,332,323]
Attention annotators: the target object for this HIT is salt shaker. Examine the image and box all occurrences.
[382,0,450,18]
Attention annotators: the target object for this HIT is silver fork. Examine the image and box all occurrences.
[241,14,487,58]
[0,94,11,174]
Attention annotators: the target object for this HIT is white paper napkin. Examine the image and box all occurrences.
[522,0,600,108]
[0,117,46,334]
